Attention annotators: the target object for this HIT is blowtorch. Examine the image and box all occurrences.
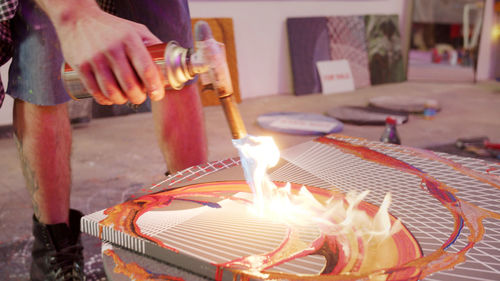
[61,21,247,140]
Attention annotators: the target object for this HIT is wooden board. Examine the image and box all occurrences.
[83,135,500,280]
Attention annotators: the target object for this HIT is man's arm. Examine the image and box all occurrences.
[34,0,166,105]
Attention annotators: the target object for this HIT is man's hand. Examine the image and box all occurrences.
[36,0,166,105]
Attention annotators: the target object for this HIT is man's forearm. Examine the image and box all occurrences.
[32,0,165,105]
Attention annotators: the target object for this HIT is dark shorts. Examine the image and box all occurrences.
[7,0,194,105]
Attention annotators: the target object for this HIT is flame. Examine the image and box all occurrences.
[233,135,280,214]
[233,135,401,241]
[493,24,500,40]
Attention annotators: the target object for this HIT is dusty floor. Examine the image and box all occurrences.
[0,81,499,280]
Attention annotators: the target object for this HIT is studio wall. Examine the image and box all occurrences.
[0,0,496,126]
[188,0,408,99]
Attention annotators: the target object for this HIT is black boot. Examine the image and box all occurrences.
[30,209,85,281]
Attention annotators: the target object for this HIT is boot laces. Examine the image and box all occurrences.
[48,244,85,281]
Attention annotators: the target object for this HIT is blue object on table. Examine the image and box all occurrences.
[257,112,343,136]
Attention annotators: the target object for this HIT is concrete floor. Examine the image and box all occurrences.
[0,81,499,279]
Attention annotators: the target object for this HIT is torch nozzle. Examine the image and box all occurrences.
[218,93,247,140]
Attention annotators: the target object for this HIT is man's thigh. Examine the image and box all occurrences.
[7,0,69,106]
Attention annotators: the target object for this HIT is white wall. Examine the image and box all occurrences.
[189,0,407,99]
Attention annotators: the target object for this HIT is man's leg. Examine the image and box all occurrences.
[13,99,84,280]
[13,100,71,225]
[151,84,208,173]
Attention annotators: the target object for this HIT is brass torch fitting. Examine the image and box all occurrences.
[216,89,247,140]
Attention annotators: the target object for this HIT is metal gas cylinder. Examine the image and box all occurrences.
[61,41,208,100]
